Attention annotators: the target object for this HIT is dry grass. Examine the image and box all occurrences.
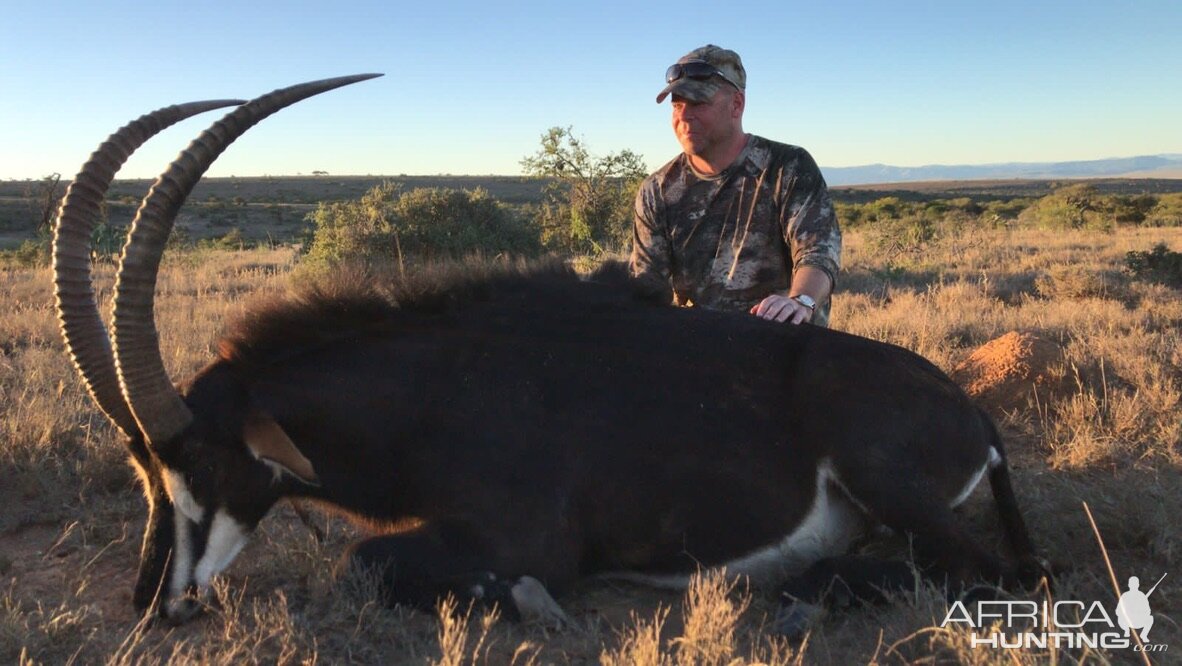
[2,229,1180,663]
[839,227,1182,468]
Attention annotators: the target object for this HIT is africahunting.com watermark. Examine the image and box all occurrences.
[941,573,1168,653]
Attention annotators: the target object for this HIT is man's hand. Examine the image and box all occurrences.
[750,294,813,324]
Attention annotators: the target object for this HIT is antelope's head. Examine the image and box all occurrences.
[51,74,378,621]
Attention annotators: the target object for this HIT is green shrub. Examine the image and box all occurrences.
[1124,243,1182,287]
[834,202,866,228]
[0,238,49,267]
[1105,194,1157,225]
[301,182,541,273]
[942,197,983,216]
[864,214,937,264]
[982,198,1032,227]
[199,227,249,251]
[1019,184,1112,231]
[1015,185,1172,230]
[863,196,908,222]
[91,222,125,263]
[166,224,193,252]
[1144,193,1182,227]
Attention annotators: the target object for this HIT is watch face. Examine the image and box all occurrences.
[793,294,816,310]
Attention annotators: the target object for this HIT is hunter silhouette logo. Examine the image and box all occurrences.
[1116,573,1165,641]
[941,572,1169,653]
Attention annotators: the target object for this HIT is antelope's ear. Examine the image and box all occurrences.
[243,410,319,486]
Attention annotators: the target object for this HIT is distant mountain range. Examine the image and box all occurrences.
[821,154,1182,186]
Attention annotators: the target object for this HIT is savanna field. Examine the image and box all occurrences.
[1,177,1181,664]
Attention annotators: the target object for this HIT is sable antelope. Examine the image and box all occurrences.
[53,74,1043,631]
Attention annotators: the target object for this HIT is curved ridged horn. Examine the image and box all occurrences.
[112,73,383,447]
[53,100,245,439]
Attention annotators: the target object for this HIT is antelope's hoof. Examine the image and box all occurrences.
[772,600,824,640]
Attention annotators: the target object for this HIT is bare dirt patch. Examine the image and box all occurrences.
[951,330,1071,414]
[1,519,140,625]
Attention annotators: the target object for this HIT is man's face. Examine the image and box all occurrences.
[671,86,741,159]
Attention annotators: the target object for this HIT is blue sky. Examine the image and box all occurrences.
[2,1,1179,180]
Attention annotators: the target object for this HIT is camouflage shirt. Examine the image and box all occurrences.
[630,135,842,327]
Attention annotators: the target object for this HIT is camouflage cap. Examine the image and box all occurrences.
[656,44,746,104]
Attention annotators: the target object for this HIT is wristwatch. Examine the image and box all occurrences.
[791,294,817,311]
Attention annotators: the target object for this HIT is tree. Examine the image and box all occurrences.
[520,127,647,255]
[26,173,62,235]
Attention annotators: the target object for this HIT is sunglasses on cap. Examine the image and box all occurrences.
[664,60,741,91]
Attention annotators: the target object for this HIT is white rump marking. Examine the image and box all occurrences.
[987,445,1004,469]
[722,459,868,584]
[194,510,249,587]
[949,446,1001,509]
[600,458,869,589]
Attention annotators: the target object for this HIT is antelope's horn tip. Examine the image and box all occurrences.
[332,73,385,85]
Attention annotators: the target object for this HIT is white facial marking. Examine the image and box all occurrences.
[169,505,195,601]
[194,510,250,588]
[163,469,205,523]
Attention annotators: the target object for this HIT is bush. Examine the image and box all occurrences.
[863,214,939,267]
[0,238,49,267]
[301,182,541,272]
[1124,243,1182,287]
[520,127,647,255]
[91,222,124,264]
[834,201,866,228]
[862,196,909,222]
[982,198,1032,226]
[1019,184,1112,231]
[853,194,1008,269]
[1035,264,1119,299]
[1144,193,1182,227]
[199,227,249,251]
[1105,194,1157,225]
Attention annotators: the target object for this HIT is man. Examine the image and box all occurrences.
[630,45,842,326]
